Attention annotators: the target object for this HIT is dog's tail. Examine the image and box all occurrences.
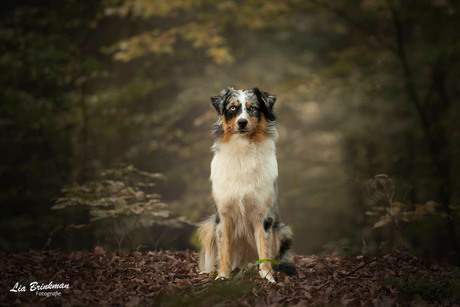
[272,222,296,275]
[198,215,217,273]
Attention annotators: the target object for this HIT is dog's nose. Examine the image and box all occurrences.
[237,119,248,128]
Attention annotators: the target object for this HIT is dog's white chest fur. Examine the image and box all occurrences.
[210,135,278,218]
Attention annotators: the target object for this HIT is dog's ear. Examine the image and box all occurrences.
[211,87,233,114]
[254,88,276,121]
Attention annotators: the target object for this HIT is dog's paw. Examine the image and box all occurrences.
[215,271,231,280]
[259,269,276,283]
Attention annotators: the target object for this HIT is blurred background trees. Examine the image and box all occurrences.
[1,0,459,264]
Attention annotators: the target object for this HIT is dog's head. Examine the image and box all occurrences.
[211,87,276,140]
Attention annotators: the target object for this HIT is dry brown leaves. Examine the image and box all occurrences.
[0,249,455,306]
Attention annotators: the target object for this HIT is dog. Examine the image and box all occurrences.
[198,87,295,283]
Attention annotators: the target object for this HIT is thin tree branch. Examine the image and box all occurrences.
[341,255,382,277]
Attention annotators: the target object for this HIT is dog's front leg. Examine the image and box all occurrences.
[216,217,233,280]
[255,222,275,283]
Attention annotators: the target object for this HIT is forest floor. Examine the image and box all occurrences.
[1,248,459,306]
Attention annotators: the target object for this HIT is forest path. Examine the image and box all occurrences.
[1,249,456,306]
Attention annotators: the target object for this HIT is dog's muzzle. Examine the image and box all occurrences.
[237,119,248,128]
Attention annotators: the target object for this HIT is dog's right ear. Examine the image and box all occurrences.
[253,88,276,121]
[211,87,233,114]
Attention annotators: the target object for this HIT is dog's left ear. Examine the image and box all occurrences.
[211,87,233,115]
[254,88,276,121]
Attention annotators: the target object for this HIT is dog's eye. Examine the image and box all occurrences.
[229,106,237,112]
[248,106,258,112]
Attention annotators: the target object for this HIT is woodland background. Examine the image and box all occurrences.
[1,0,460,266]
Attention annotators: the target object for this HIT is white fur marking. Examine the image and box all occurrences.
[211,135,277,239]
[237,90,248,121]
[259,269,275,283]
[216,272,231,280]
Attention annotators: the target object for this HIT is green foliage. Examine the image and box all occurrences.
[156,258,278,306]
[385,272,460,304]
[360,174,460,261]
[107,22,233,64]
[365,174,444,231]
[231,258,280,283]
[54,164,167,221]
[52,165,191,250]
[157,279,253,307]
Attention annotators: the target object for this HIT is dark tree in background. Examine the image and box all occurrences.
[0,0,105,250]
[307,0,460,260]
[0,0,459,264]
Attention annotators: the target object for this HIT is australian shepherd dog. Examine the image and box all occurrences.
[198,87,295,283]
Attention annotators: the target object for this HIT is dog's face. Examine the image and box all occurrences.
[211,87,276,137]
[223,90,261,135]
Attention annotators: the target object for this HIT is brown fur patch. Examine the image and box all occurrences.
[270,227,282,260]
[221,115,237,143]
[198,215,218,273]
[255,223,271,272]
[219,216,234,276]
[249,113,270,144]
[212,194,220,207]
[220,112,271,144]
[265,194,273,207]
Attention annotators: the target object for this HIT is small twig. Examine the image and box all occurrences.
[346,274,374,279]
[322,256,334,274]
[316,280,332,290]
[154,228,168,250]
[117,218,135,250]
[341,255,381,277]
[42,226,63,251]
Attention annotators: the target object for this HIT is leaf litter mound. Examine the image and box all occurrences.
[1,248,458,306]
